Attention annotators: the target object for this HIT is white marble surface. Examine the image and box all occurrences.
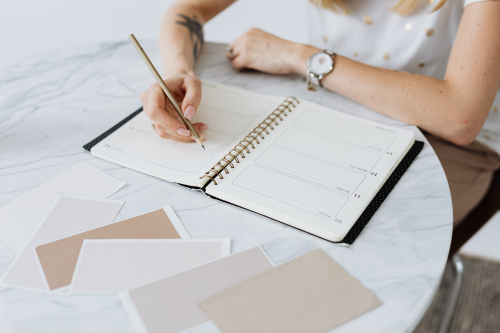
[0,41,457,333]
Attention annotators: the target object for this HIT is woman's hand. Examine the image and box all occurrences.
[226,28,318,75]
[140,73,208,142]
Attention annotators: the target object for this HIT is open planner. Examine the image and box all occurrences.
[84,80,423,244]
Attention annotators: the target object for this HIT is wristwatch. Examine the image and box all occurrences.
[306,50,336,91]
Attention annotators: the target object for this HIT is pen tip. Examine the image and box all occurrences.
[202,145,206,150]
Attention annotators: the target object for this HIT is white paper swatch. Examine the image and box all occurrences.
[1,195,124,291]
[0,162,124,251]
[70,239,231,293]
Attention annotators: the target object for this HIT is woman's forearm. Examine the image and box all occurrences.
[160,4,205,77]
[289,2,500,146]
[159,0,235,77]
[291,54,480,146]
[140,0,234,141]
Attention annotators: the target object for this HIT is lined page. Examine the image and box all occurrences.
[275,127,381,173]
[135,121,235,154]
[113,133,213,173]
[192,106,255,135]
[200,80,274,117]
[255,146,365,195]
[206,98,415,241]
[294,109,396,152]
[233,165,348,219]
[90,81,285,187]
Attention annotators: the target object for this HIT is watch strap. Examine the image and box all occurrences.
[307,71,321,91]
[323,49,335,57]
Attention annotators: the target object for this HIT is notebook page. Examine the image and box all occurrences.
[205,99,415,241]
[90,81,284,187]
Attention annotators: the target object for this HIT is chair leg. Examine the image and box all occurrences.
[438,254,464,333]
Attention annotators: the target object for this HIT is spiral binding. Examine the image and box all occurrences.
[200,97,300,185]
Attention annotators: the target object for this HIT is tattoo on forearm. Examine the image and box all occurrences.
[176,14,204,62]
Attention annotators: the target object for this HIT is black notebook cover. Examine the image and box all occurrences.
[83,108,424,245]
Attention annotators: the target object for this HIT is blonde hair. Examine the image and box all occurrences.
[309,0,447,16]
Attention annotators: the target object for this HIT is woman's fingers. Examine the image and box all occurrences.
[154,122,191,141]
[146,83,193,140]
[228,32,264,70]
[140,74,209,142]
[140,89,150,114]
[227,28,299,74]
[230,47,249,70]
[226,43,237,60]
[180,76,202,121]
[193,122,208,133]
[154,122,207,142]
[230,41,255,70]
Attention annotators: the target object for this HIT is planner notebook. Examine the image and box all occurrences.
[84,80,423,244]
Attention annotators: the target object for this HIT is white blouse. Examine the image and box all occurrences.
[306,0,489,80]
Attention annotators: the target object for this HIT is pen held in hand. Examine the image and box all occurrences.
[128,34,205,150]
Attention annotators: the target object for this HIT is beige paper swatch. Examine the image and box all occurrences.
[71,239,230,293]
[35,207,188,291]
[199,249,382,333]
[1,195,123,291]
[121,247,274,333]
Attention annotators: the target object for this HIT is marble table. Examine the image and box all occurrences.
[0,41,465,333]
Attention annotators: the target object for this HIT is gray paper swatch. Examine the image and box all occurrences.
[121,247,274,333]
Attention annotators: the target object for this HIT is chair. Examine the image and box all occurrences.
[438,168,500,333]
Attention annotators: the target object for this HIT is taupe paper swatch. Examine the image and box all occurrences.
[35,207,188,291]
[120,247,274,333]
[199,249,382,333]
[1,195,123,291]
[71,239,231,293]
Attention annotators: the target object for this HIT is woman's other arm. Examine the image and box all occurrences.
[228,2,500,146]
[141,0,235,142]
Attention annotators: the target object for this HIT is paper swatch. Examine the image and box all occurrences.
[35,206,189,291]
[120,247,274,333]
[70,239,231,293]
[1,195,123,291]
[0,162,124,251]
[199,249,382,333]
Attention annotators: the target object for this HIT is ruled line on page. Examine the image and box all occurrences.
[254,146,365,195]
[293,109,396,152]
[233,165,348,220]
[192,106,255,135]
[275,127,382,173]
[113,133,214,173]
[200,81,274,117]
[136,121,235,154]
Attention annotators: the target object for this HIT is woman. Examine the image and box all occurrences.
[140,0,500,226]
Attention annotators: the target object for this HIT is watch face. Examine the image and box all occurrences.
[309,52,333,76]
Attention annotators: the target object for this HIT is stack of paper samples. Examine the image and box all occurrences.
[0,162,382,333]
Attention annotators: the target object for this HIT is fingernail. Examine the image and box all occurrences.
[199,124,209,131]
[184,105,195,121]
[177,128,191,136]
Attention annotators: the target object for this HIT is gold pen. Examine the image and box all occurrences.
[128,34,205,150]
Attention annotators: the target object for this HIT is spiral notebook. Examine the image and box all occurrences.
[84,80,423,244]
